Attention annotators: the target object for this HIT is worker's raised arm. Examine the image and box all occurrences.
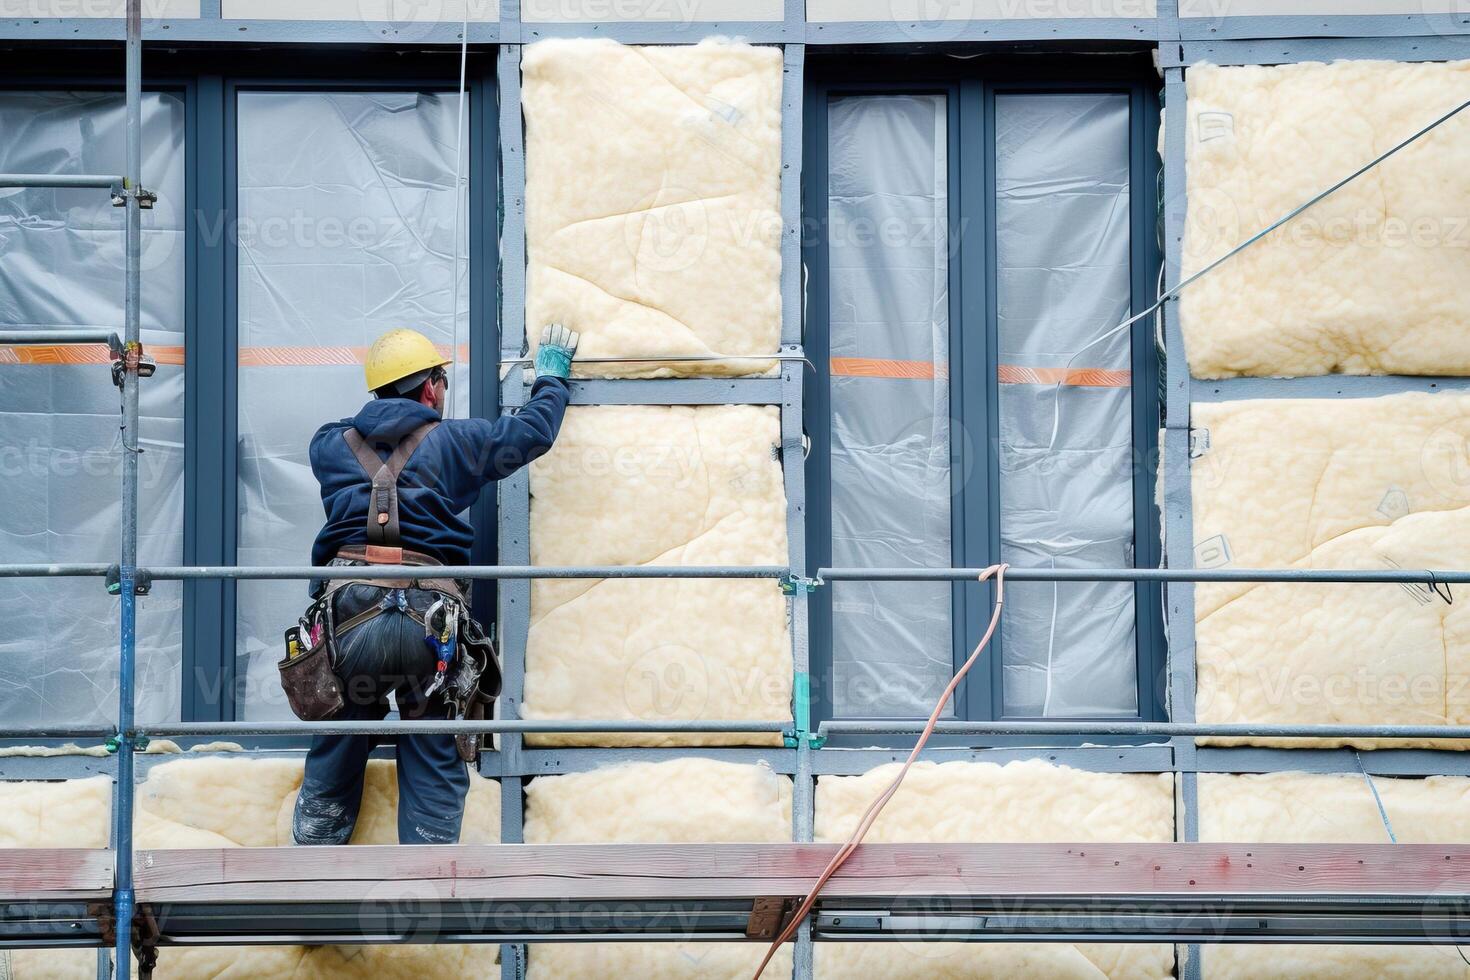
[441,324,579,485]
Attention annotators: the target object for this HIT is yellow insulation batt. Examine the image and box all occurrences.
[0,759,500,978]
[814,759,1176,979]
[522,38,783,378]
[523,758,793,979]
[1200,771,1470,978]
[524,405,792,747]
[1192,393,1470,749]
[1181,59,1470,379]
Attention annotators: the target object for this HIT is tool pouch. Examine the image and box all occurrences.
[453,616,502,763]
[277,598,346,722]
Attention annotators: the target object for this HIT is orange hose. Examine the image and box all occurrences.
[752,564,1008,978]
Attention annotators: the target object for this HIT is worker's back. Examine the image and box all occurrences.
[308,377,569,568]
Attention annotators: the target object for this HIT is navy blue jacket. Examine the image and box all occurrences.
[310,376,570,569]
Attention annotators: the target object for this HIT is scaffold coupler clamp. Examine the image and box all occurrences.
[106,563,152,597]
[780,572,823,596]
[109,334,156,389]
[104,732,150,753]
[783,671,827,749]
[131,905,162,979]
[110,178,157,210]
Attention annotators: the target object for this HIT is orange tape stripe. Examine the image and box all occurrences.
[0,344,469,367]
[829,357,946,380]
[830,357,1130,388]
[240,344,469,367]
[997,365,1131,387]
[0,344,186,366]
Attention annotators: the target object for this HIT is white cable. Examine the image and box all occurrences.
[448,7,469,419]
[1040,556,1059,717]
[1044,98,1470,452]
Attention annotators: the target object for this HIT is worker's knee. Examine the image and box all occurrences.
[398,800,464,845]
[292,791,357,846]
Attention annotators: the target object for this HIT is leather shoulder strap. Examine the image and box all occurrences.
[341,421,441,563]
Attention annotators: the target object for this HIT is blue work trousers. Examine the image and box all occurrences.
[293,584,469,846]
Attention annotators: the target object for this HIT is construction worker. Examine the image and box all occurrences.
[290,324,578,846]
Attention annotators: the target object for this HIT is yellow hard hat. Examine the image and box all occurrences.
[364,328,450,394]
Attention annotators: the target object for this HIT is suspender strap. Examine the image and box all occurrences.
[340,420,440,564]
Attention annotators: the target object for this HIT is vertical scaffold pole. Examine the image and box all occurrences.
[113,0,143,974]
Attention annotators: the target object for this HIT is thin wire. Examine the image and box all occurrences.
[1354,750,1398,845]
[1046,98,1470,450]
[1041,556,1058,717]
[751,565,1008,979]
[448,7,469,420]
[500,352,813,366]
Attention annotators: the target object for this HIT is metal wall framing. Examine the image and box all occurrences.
[4,3,1470,980]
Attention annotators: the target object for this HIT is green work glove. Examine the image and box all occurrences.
[534,323,579,379]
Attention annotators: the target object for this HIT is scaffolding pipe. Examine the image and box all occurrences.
[0,563,1466,585]
[8,718,1470,743]
[820,720,1470,740]
[0,563,113,578]
[0,329,119,345]
[0,725,118,740]
[113,2,143,975]
[0,173,122,189]
[0,564,1459,584]
[817,567,1470,584]
[143,564,789,580]
[131,720,789,737]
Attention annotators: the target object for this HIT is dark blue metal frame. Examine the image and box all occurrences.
[219,73,498,723]
[2,53,497,727]
[804,57,1164,732]
[0,74,195,734]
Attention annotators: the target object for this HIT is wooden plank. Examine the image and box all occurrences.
[0,849,113,900]
[134,843,1470,905]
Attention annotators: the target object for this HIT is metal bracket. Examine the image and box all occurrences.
[104,733,150,753]
[1188,427,1210,458]
[780,573,823,596]
[746,896,796,939]
[108,336,156,389]
[110,183,156,210]
[87,901,116,948]
[106,564,152,596]
[783,729,827,749]
[132,905,161,980]
[784,672,827,749]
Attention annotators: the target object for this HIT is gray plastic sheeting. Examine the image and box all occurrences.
[995,93,1137,718]
[0,92,186,726]
[234,91,469,720]
[826,94,954,718]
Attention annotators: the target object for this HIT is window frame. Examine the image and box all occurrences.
[2,50,499,728]
[219,73,499,723]
[804,56,1165,736]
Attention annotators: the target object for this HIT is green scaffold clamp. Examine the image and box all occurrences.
[104,733,150,753]
[780,572,823,596]
[784,671,826,749]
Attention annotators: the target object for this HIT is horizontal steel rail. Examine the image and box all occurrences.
[0,173,121,189]
[150,564,788,580]
[0,563,1467,584]
[822,720,1470,740]
[131,720,786,738]
[0,330,118,346]
[817,567,1470,584]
